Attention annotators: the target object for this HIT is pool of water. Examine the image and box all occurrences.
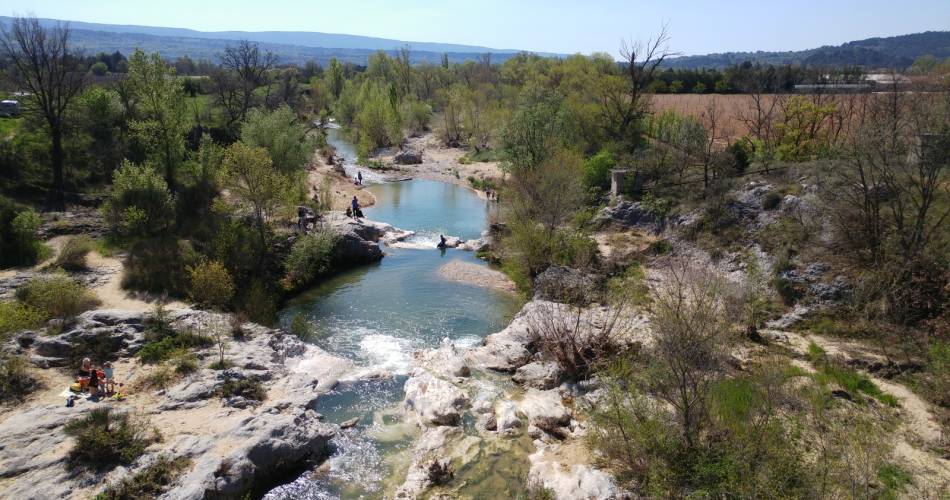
[268,168,519,498]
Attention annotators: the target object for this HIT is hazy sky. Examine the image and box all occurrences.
[10,0,950,56]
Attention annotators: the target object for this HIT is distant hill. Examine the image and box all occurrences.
[0,16,556,66]
[665,31,950,69]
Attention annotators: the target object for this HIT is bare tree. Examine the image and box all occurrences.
[649,261,732,449]
[1,17,86,208]
[598,25,674,153]
[213,40,275,128]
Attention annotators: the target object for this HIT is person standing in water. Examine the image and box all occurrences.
[438,234,447,249]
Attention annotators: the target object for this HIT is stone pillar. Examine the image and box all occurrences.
[610,169,628,200]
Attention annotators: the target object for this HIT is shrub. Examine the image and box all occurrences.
[63,408,159,470]
[139,364,176,389]
[762,191,783,211]
[0,197,45,268]
[216,377,266,401]
[0,354,38,402]
[93,455,191,500]
[282,231,339,291]
[187,261,234,310]
[102,161,175,239]
[16,274,99,322]
[0,301,45,336]
[54,235,95,271]
[583,149,616,191]
[289,313,315,341]
[137,331,212,364]
[172,350,198,375]
[239,280,278,326]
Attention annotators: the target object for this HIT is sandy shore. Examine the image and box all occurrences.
[307,155,377,211]
[377,133,504,197]
[437,260,516,293]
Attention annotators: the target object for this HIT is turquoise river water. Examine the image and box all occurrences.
[264,132,520,499]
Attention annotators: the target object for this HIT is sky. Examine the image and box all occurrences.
[9,0,950,56]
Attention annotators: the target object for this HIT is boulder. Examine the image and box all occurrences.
[599,201,663,231]
[518,389,571,433]
[394,149,423,165]
[528,446,625,500]
[404,371,470,426]
[495,400,522,432]
[513,362,563,390]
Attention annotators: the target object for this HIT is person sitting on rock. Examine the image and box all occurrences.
[78,358,99,396]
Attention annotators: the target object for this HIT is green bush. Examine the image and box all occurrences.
[123,239,197,295]
[289,313,316,341]
[94,455,191,500]
[282,231,339,291]
[0,197,46,268]
[16,274,99,322]
[239,280,278,326]
[138,330,212,364]
[187,260,234,310]
[54,235,95,271]
[0,354,38,402]
[583,149,615,191]
[217,377,266,401]
[0,301,45,336]
[63,408,159,470]
[102,161,175,239]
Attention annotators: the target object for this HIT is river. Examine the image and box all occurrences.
[265,131,521,499]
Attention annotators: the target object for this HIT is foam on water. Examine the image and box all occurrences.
[359,334,414,376]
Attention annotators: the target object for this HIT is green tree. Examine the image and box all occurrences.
[102,160,175,240]
[241,105,318,175]
[0,17,87,208]
[223,142,290,253]
[126,49,188,191]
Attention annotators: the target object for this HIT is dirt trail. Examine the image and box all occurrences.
[768,328,950,493]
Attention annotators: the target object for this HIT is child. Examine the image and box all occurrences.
[100,362,115,394]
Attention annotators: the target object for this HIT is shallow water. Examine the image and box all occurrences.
[268,154,519,498]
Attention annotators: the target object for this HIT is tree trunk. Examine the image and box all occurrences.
[50,126,65,210]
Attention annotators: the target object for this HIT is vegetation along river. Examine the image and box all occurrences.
[266,133,521,498]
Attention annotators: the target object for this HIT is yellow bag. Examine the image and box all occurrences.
[69,383,82,393]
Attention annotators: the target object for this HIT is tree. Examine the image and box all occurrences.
[223,142,290,254]
[598,26,673,154]
[214,40,275,127]
[125,50,188,191]
[241,105,317,175]
[1,17,87,208]
[649,262,731,449]
[325,57,345,99]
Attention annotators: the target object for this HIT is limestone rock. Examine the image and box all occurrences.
[404,371,470,426]
[519,389,571,433]
[528,446,625,500]
[513,361,563,390]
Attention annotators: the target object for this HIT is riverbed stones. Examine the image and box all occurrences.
[404,370,470,426]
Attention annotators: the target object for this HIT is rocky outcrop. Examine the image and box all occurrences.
[24,309,147,368]
[394,149,423,165]
[599,201,664,232]
[0,308,353,500]
[528,445,626,499]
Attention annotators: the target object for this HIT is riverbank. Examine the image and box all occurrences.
[376,132,504,198]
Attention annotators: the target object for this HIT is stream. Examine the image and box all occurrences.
[264,130,522,499]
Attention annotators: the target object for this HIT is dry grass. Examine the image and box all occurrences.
[650,94,779,142]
